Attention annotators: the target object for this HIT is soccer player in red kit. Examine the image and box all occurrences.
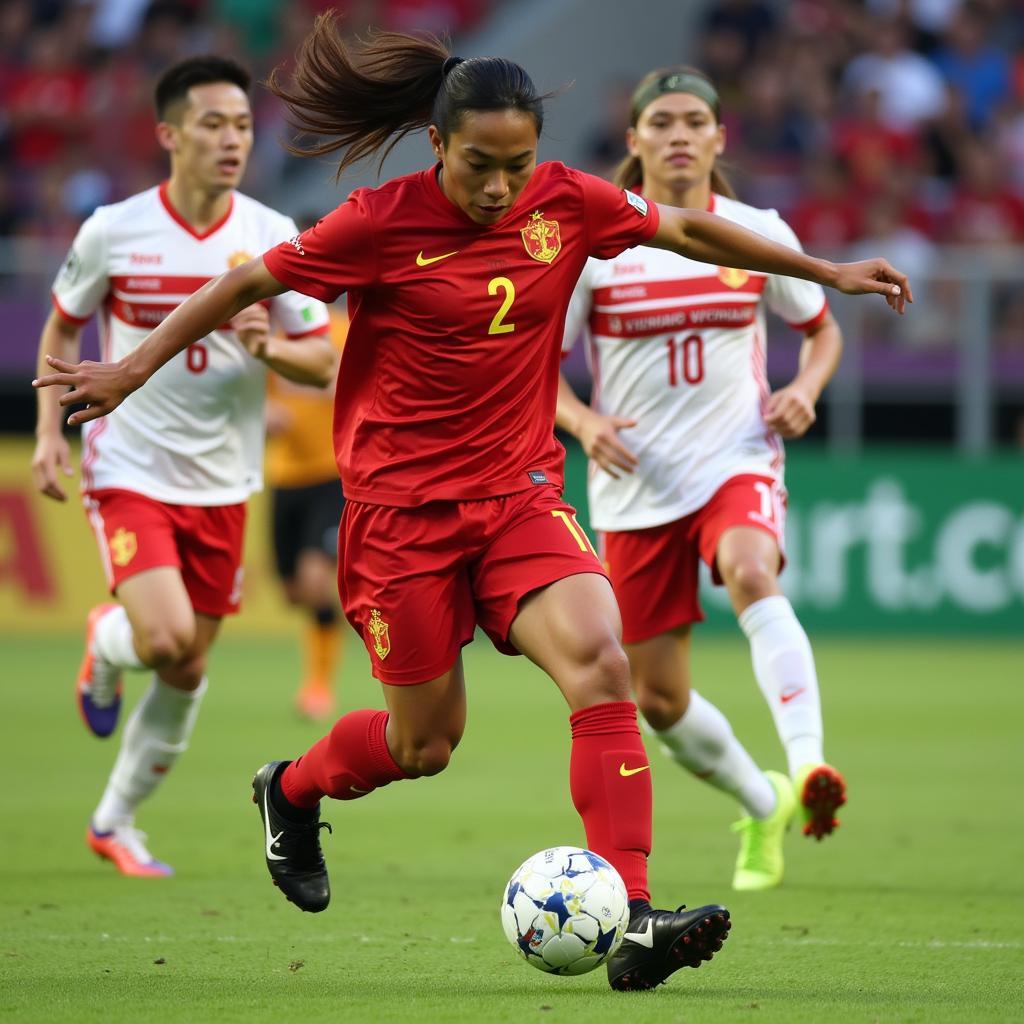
[35,15,911,991]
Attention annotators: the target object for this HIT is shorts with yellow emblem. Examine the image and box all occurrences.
[83,488,246,616]
[340,485,606,685]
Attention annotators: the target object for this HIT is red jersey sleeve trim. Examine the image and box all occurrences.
[285,324,331,339]
[51,292,91,326]
[788,299,830,332]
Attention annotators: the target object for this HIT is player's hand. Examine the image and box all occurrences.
[32,355,137,426]
[577,407,639,479]
[31,431,74,502]
[764,383,816,439]
[232,303,271,360]
[833,258,913,313]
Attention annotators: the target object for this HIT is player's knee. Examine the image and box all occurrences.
[725,558,775,603]
[576,637,632,706]
[137,623,194,667]
[393,736,455,778]
[635,682,687,732]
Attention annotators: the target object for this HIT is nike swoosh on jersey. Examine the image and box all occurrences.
[780,687,806,704]
[416,249,459,266]
[623,917,654,947]
[619,762,651,777]
[264,789,287,862]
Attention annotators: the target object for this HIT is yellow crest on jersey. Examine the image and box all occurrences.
[521,211,561,264]
[367,608,391,660]
[717,266,750,289]
[228,250,254,269]
[109,527,137,568]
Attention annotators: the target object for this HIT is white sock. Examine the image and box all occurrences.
[738,595,824,777]
[650,690,776,819]
[92,675,207,832]
[93,605,144,670]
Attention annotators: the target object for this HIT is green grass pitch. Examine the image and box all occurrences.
[3,632,1022,1023]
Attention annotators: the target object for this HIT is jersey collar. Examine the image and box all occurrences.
[159,181,234,241]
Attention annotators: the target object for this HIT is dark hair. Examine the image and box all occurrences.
[155,55,251,121]
[266,11,547,178]
[613,65,735,200]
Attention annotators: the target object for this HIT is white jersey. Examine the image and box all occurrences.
[563,193,828,532]
[52,183,330,506]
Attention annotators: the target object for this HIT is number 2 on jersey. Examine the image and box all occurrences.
[665,333,703,387]
[487,277,516,335]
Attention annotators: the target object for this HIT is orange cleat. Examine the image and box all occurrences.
[76,603,123,738]
[795,763,847,840]
[87,824,174,877]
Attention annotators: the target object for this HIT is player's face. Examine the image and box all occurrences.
[430,109,537,225]
[163,82,254,192]
[628,92,724,194]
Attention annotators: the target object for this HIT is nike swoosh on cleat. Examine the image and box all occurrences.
[416,250,458,266]
[263,788,287,862]
[619,763,651,777]
[623,918,655,947]
[780,687,806,704]
[349,785,371,795]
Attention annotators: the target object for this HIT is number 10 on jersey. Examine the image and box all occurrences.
[665,333,704,387]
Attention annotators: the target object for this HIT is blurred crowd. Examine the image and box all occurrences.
[1,0,1022,358]
[0,0,492,241]
[588,0,1024,252]
[582,0,1024,355]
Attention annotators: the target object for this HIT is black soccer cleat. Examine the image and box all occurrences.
[606,902,732,991]
[251,760,332,913]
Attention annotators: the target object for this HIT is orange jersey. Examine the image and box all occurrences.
[265,308,347,489]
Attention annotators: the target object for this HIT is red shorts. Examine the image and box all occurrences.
[600,474,785,643]
[83,488,247,617]
[340,485,605,684]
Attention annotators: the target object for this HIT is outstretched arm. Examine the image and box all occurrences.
[651,207,913,313]
[33,257,286,426]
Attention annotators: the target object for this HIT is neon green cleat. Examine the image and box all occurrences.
[794,763,847,841]
[731,770,796,891]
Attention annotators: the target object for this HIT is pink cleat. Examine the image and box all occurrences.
[87,824,174,877]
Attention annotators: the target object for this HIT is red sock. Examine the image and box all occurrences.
[281,709,406,808]
[569,700,652,902]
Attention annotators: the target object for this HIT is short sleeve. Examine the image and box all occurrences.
[262,196,378,303]
[267,216,333,338]
[761,213,829,329]
[51,211,110,324]
[562,259,596,355]
[576,171,660,259]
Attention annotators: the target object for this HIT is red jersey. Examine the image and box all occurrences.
[263,161,659,506]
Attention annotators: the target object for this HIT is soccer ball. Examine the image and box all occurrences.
[500,846,630,975]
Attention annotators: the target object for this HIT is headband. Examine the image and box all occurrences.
[442,56,464,77]
[631,72,720,122]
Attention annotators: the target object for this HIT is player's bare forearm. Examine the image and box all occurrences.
[35,311,81,436]
[261,334,337,388]
[652,208,911,311]
[793,315,843,402]
[555,371,590,437]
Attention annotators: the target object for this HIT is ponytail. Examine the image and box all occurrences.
[266,11,546,179]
